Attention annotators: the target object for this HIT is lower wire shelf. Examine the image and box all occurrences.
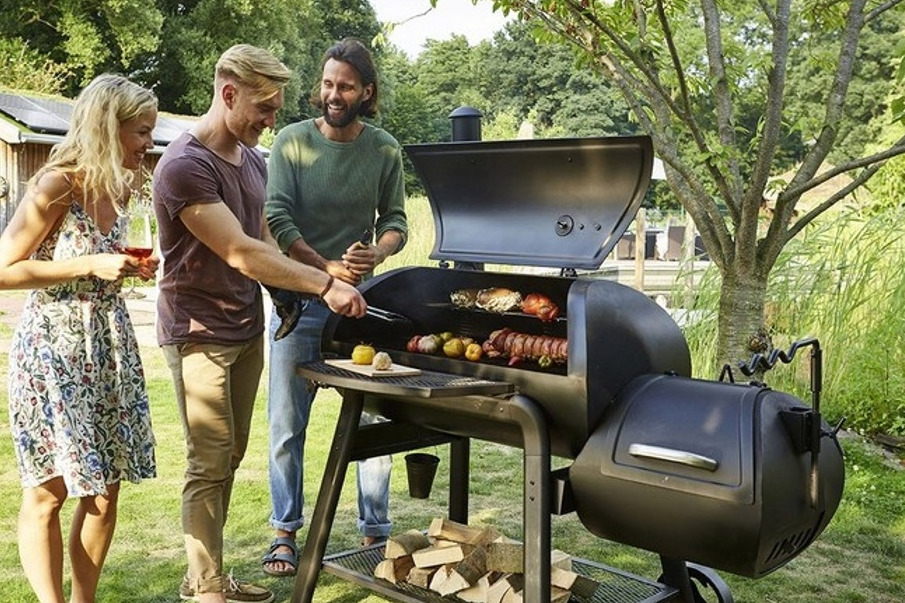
[322,543,678,603]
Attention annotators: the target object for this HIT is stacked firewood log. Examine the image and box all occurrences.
[373,518,599,603]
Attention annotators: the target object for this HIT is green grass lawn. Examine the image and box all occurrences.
[2,194,905,603]
[2,310,905,603]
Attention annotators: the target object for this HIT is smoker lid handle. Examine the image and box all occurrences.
[628,443,719,472]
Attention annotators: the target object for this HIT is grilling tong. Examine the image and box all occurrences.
[365,305,410,323]
[355,227,411,324]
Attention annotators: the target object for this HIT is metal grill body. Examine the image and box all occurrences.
[291,134,845,603]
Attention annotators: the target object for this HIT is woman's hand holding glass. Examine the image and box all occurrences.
[123,198,159,281]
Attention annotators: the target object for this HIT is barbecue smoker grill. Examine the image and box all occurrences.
[291,134,845,603]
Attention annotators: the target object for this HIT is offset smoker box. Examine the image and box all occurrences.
[571,373,845,578]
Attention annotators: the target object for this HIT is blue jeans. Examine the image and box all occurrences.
[267,299,392,538]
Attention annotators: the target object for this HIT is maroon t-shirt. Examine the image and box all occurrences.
[153,132,265,345]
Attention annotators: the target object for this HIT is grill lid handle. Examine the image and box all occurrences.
[628,443,719,472]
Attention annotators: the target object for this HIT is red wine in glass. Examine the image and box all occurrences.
[124,246,153,259]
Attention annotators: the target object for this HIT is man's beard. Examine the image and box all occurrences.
[323,100,361,128]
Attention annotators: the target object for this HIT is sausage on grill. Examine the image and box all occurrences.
[482,328,567,363]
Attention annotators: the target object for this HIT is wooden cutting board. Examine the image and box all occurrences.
[325,358,422,378]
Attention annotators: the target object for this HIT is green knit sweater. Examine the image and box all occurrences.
[265,120,407,262]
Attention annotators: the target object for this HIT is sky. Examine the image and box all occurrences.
[368,0,512,58]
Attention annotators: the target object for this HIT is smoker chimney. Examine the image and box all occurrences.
[449,106,483,142]
[447,106,485,271]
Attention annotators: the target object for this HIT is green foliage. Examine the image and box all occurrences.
[0,38,70,94]
[863,102,905,210]
[485,21,637,137]
[412,35,490,142]
[481,108,522,141]
[784,7,905,165]
[148,0,321,118]
[0,0,164,92]
[684,205,905,436]
[0,1,379,121]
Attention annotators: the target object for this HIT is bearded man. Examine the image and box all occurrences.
[260,38,408,577]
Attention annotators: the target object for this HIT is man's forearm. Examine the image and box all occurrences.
[287,237,328,271]
[374,231,403,265]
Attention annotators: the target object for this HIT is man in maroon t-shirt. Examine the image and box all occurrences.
[153,44,366,603]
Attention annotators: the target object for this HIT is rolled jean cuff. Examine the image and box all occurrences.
[269,517,305,533]
[357,520,392,538]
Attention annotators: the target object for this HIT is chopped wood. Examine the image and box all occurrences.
[501,586,523,603]
[379,519,597,602]
[374,556,415,584]
[384,529,431,559]
[551,566,599,599]
[550,549,573,571]
[551,586,571,603]
[413,543,467,568]
[486,573,515,603]
[486,541,524,574]
[498,585,570,603]
[434,568,471,596]
[428,564,453,592]
[506,573,525,592]
[469,525,503,546]
[456,580,487,602]
[453,545,488,585]
[428,517,498,544]
[457,571,502,603]
[406,566,436,589]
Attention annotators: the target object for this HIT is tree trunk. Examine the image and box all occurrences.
[715,268,770,378]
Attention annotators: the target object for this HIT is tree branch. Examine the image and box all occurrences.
[866,0,905,23]
[757,0,776,24]
[786,163,882,240]
[780,138,905,203]
[700,0,741,197]
[746,0,790,212]
[769,0,865,240]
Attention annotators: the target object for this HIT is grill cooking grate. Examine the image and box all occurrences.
[323,545,676,603]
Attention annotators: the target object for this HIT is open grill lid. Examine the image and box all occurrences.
[404,135,653,270]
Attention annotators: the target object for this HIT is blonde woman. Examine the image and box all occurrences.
[0,73,159,603]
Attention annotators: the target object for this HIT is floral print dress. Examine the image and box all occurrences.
[8,201,156,496]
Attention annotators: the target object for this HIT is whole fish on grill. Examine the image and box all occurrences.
[449,288,480,308]
[452,287,523,313]
[476,287,522,313]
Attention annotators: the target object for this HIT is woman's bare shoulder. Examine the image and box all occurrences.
[30,169,76,210]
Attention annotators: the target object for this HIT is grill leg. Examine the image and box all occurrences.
[509,394,550,603]
[291,390,364,603]
[659,557,698,602]
[659,557,735,603]
[449,437,470,523]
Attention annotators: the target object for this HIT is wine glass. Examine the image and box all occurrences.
[122,196,155,299]
[124,208,154,260]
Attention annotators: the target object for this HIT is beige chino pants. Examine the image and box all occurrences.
[163,336,265,594]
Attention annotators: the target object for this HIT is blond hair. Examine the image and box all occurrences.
[32,73,157,210]
[215,44,291,103]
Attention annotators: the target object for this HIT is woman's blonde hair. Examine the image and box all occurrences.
[215,44,291,103]
[32,73,158,210]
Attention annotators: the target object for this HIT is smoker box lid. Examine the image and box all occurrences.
[404,135,653,270]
